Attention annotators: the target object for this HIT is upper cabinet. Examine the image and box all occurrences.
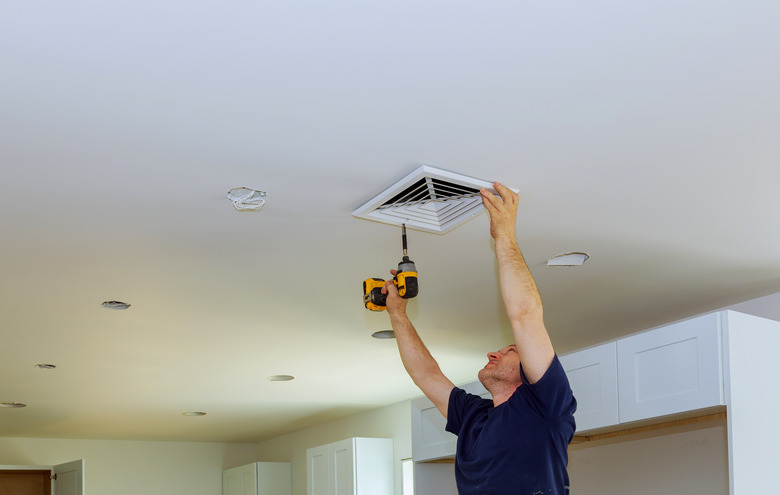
[559,341,619,432]
[617,312,723,423]
[223,462,291,495]
[561,312,725,433]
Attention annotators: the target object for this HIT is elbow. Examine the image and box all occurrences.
[506,302,543,325]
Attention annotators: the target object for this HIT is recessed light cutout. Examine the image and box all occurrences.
[35,364,56,370]
[267,375,294,382]
[546,252,590,267]
[0,403,27,408]
[182,411,207,416]
[372,330,396,339]
[102,301,131,310]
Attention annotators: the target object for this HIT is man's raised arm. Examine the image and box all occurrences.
[480,182,555,384]
[385,275,455,417]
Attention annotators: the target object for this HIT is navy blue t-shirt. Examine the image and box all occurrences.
[445,355,577,495]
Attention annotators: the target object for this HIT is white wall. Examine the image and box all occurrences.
[568,419,729,495]
[256,399,412,495]
[0,437,259,495]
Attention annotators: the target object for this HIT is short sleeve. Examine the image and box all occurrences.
[516,355,577,421]
[445,387,492,435]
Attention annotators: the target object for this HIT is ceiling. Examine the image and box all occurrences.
[2,1,779,444]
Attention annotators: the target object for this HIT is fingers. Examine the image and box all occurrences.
[480,188,501,212]
[481,182,518,211]
[492,182,518,205]
[383,278,399,296]
[480,185,508,218]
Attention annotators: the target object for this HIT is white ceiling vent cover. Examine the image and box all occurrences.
[353,165,499,235]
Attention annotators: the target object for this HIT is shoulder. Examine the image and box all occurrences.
[449,387,492,411]
[512,356,577,420]
[520,354,568,388]
[446,387,493,434]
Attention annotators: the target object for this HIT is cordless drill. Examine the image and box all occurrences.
[363,224,419,311]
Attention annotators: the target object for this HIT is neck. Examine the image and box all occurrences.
[484,381,521,407]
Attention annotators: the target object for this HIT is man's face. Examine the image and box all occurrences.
[478,345,523,388]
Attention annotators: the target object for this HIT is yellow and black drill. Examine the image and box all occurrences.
[363,224,419,311]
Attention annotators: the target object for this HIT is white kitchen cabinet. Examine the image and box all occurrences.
[222,462,291,495]
[559,341,619,432]
[411,380,488,461]
[617,312,724,423]
[306,437,393,495]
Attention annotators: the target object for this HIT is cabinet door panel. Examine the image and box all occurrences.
[411,396,456,461]
[618,313,723,423]
[560,342,619,432]
[331,440,355,495]
[223,463,256,495]
[307,446,330,495]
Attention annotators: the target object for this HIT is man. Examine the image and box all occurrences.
[383,182,577,495]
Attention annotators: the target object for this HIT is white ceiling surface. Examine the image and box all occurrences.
[2,1,780,443]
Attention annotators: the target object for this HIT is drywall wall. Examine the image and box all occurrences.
[568,419,728,495]
[0,437,259,495]
[255,399,412,495]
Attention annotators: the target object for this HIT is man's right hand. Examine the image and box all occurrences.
[383,269,409,317]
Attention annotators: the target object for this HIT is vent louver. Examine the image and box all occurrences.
[353,165,499,234]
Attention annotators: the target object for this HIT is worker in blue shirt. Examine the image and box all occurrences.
[383,182,577,495]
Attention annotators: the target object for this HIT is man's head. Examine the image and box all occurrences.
[477,345,524,392]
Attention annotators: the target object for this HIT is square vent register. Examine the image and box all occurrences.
[353,165,505,235]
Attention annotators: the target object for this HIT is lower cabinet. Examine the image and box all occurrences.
[306,437,393,495]
[222,462,291,495]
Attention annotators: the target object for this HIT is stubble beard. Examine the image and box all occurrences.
[478,365,520,393]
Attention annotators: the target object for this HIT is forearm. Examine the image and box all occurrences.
[389,312,447,386]
[388,310,454,416]
[494,236,543,323]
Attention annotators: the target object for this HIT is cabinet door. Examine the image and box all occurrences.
[560,342,619,432]
[617,312,724,423]
[353,438,393,495]
[411,395,455,462]
[257,463,292,495]
[330,439,355,495]
[307,445,330,495]
[223,463,256,495]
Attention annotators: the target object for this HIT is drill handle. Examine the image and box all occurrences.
[395,271,419,299]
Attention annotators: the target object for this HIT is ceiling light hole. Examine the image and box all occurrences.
[35,364,56,370]
[0,403,27,408]
[267,375,294,382]
[102,301,131,310]
[546,252,590,267]
[227,187,267,212]
[182,411,207,416]
[372,330,396,339]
